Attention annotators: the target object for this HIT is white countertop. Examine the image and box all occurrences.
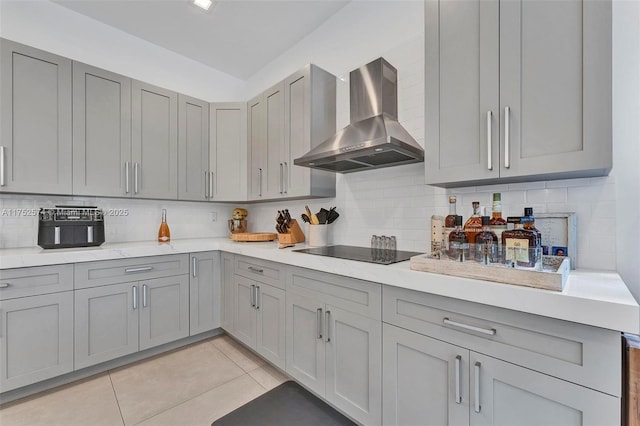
[1,238,638,334]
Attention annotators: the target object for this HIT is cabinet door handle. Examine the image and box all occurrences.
[142,284,148,308]
[132,286,138,309]
[210,172,214,199]
[0,146,5,187]
[443,318,496,336]
[486,111,493,170]
[279,163,283,194]
[504,106,510,169]
[256,285,260,309]
[258,168,263,197]
[248,266,264,274]
[125,161,130,193]
[250,284,256,307]
[455,355,462,403]
[474,362,481,413]
[192,257,197,278]
[0,283,10,288]
[125,266,153,273]
[204,171,209,199]
[134,162,140,193]
[316,308,323,339]
[325,310,331,342]
[283,162,288,194]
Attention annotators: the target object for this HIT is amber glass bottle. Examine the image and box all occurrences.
[448,215,469,262]
[158,209,171,242]
[523,207,542,249]
[475,216,499,264]
[490,193,507,242]
[502,217,539,268]
[464,201,483,244]
[444,196,457,250]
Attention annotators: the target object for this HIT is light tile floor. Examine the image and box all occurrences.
[0,334,289,426]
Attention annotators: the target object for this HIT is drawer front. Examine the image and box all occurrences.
[234,255,284,289]
[0,264,73,300]
[383,285,620,396]
[75,254,189,289]
[288,266,381,320]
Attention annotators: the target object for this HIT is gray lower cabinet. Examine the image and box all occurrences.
[0,265,74,393]
[425,0,612,186]
[72,62,132,197]
[189,251,221,335]
[178,94,209,201]
[131,80,178,199]
[382,285,621,425]
[286,268,382,425]
[0,39,72,195]
[221,252,235,333]
[233,274,286,370]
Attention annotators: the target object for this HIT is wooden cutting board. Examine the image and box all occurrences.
[230,232,277,242]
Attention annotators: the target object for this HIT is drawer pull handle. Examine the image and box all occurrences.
[474,362,481,413]
[455,355,462,403]
[125,266,153,273]
[248,266,264,274]
[0,283,10,288]
[443,318,496,336]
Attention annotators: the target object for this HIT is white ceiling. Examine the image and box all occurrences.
[53,0,350,80]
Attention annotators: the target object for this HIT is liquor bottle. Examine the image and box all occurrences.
[490,193,507,243]
[523,207,542,249]
[158,209,171,243]
[448,215,469,262]
[444,196,457,251]
[464,201,483,244]
[502,217,539,269]
[475,216,499,264]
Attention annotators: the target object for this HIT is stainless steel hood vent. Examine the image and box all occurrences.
[294,57,423,173]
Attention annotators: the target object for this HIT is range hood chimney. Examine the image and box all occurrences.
[294,57,423,173]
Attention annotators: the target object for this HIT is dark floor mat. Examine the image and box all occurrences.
[212,380,356,426]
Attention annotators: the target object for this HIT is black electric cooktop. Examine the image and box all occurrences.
[293,245,423,265]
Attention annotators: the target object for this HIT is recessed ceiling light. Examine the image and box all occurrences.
[193,0,213,11]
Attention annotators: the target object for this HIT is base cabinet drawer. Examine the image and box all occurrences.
[383,323,619,426]
[0,292,74,392]
[0,264,73,300]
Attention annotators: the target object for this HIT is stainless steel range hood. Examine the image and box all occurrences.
[294,57,423,173]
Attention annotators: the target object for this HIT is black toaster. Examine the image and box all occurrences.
[38,206,105,249]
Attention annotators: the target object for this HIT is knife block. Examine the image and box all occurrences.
[278,219,305,245]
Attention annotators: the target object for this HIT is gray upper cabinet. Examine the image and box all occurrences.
[0,39,72,195]
[132,80,178,199]
[73,62,132,197]
[425,0,612,187]
[283,65,336,199]
[248,94,264,199]
[210,103,247,202]
[264,82,285,199]
[178,94,209,201]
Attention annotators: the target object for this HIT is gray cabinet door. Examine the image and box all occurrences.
[139,275,189,351]
[178,94,209,201]
[0,292,74,392]
[424,0,500,185]
[263,82,285,199]
[255,283,286,370]
[233,274,257,348]
[74,282,139,370]
[283,68,310,198]
[285,292,325,396]
[210,103,247,201]
[73,62,132,197]
[470,352,619,426]
[131,80,178,199]
[247,94,264,199]
[221,252,235,333]
[499,0,612,179]
[189,252,221,336]
[0,39,72,195]
[325,306,382,426]
[382,323,469,426]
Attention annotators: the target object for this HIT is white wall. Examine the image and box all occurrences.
[0,0,244,101]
